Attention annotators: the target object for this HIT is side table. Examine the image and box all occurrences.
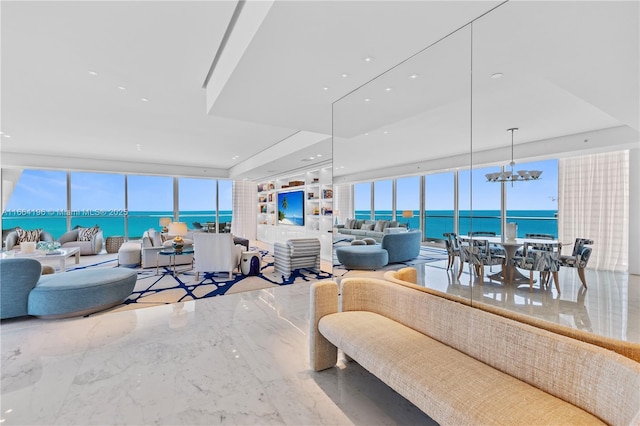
[240,251,261,276]
[157,248,195,277]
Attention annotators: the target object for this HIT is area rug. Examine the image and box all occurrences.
[68,248,333,314]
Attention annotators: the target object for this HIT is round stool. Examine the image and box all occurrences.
[336,246,388,270]
[241,251,261,275]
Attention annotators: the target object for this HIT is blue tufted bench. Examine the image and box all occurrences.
[336,245,389,270]
[28,268,137,319]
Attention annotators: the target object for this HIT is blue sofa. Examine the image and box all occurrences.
[0,258,137,319]
[336,230,421,269]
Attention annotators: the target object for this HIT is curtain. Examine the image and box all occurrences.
[333,183,353,226]
[232,180,257,241]
[558,150,629,272]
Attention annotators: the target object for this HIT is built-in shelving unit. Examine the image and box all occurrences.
[256,167,333,261]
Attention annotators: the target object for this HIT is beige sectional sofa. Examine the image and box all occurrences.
[310,278,640,425]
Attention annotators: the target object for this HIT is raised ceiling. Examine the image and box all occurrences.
[1,1,638,182]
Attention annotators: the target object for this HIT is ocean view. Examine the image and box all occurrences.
[1,211,233,240]
[2,209,557,241]
[355,210,558,240]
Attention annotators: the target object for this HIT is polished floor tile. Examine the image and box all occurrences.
[0,283,434,425]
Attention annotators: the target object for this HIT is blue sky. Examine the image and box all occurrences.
[5,171,234,212]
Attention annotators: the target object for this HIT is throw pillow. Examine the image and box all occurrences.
[345,219,356,229]
[360,223,374,230]
[373,220,388,232]
[16,228,41,243]
[78,226,99,241]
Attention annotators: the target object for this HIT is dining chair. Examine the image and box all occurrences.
[457,236,504,280]
[559,238,594,289]
[512,242,561,293]
[467,231,505,258]
[443,232,460,270]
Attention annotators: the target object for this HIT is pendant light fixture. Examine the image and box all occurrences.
[485,128,542,182]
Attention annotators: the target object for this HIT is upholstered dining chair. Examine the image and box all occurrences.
[559,238,594,289]
[443,232,460,271]
[467,231,505,258]
[512,242,561,293]
[457,237,504,280]
[192,233,243,280]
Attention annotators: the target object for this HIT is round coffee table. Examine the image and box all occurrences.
[157,248,195,276]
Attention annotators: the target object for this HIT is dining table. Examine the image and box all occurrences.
[461,236,560,284]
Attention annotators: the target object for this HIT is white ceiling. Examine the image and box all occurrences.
[1,1,638,182]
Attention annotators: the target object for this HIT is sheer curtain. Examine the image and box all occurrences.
[333,183,353,227]
[232,180,257,241]
[558,150,629,272]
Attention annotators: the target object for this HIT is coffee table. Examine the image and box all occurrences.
[3,247,81,273]
[157,248,195,276]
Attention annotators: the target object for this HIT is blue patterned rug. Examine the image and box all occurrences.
[71,248,333,310]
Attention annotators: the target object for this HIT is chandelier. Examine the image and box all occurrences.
[485,128,542,182]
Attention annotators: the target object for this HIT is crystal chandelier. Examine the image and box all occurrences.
[485,128,542,182]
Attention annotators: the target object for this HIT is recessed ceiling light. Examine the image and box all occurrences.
[385,87,392,91]
[341,73,349,78]
[491,72,504,79]
[317,154,322,157]
[323,87,329,91]
[140,97,149,102]
[136,144,142,151]
[363,56,374,62]
[118,86,127,91]
[409,73,419,79]
[364,98,371,102]
[88,71,98,76]
[383,131,389,134]
[364,133,369,136]
[2,134,11,138]
[309,156,315,160]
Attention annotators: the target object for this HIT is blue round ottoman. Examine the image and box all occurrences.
[28,268,137,319]
[336,246,389,270]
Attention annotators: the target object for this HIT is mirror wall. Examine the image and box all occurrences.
[333,1,639,342]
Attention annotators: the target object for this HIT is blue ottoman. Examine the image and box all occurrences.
[336,245,389,270]
[28,268,137,319]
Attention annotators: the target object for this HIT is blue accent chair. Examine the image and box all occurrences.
[0,258,42,319]
[380,230,421,263]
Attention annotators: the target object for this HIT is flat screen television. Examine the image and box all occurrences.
[277,190,304,226]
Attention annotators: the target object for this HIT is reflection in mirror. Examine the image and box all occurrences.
[472,2,639,342]
[333,2,638,346]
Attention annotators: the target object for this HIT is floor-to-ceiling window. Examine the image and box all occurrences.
[70,172,125,236]
[424,172,455,240]
[218,180,233,231]
[467,166,502,235]
[2,170,67,239]
[505,159,558,237]
[396,176,419,229]
[354,182,371,220]
[127,175,174,239]
[178,177,217,230]
[373,180,392,221]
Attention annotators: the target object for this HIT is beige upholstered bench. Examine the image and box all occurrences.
[310,278,640,425]
[117,242,141,267]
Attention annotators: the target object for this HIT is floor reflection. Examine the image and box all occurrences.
[414,262,639,342]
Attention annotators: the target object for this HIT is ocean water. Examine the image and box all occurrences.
[2,211,233,240]
[355,210,558,240]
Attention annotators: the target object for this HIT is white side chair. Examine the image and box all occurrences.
[193,233,243,280]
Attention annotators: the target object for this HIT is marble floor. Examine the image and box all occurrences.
[0,283,436,425]
[1,251,638,425]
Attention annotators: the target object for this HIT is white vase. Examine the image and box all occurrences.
[506,223,518,242]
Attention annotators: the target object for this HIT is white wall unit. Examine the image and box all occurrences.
[257,167,333,261]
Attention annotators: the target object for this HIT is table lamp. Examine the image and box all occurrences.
[159,217,171,233]
[402,210,413,229]
[168,222,188,252]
